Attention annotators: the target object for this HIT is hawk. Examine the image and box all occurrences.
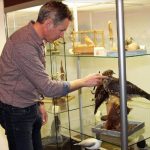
[93,69,150,114]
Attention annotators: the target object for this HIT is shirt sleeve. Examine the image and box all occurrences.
[12,42,70,98]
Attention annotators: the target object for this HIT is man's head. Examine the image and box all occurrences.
[36,1,73,42]
[37,1,72,25]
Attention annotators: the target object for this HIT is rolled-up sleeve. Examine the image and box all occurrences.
[63,81,70,95]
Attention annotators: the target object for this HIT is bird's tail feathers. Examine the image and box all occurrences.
[138,90,150,100]
[127,83,150,100]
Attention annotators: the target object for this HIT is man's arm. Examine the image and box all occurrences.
[69,73,107,92]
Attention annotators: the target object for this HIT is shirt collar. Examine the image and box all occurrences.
[28,21,44,46]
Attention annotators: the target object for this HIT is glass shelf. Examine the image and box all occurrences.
[46,51,150,58]
[46,101,95,115]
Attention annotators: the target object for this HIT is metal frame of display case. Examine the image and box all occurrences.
[116,0,128,149]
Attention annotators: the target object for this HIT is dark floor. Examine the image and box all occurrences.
[42,136,81,150]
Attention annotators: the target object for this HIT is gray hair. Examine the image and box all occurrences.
[37,1,73,25]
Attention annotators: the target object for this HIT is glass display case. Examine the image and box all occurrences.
[45,49,150,150]
[4,0,150,149]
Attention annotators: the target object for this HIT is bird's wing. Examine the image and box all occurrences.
[94,85,109,114]
[95,84,103,97]
[86,140,102,150]
[84,141,95,147]
[105,77,150,100]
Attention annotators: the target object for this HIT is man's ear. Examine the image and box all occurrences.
[45,19,54,30]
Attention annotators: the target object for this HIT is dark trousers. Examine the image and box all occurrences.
[0,101,43,150]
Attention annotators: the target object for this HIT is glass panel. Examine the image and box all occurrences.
[6,7,39,37]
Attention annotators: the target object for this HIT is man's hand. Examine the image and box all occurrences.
[69,73,108,92]
[80,73,107,87]
[39,103,48,125]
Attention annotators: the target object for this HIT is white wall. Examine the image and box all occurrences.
[78,6,150,50]
[0,0,6,54]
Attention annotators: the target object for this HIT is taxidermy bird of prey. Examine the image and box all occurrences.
[74,138,102,150]
[93,69,150,114]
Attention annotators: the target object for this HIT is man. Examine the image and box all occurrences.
[0,1,106,150]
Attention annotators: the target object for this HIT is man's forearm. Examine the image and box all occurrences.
[69,79,84,92]
[68,73,107,92]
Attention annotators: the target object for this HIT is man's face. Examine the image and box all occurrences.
[44,18,70,42]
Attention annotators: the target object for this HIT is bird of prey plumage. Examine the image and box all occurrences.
[74,138,102,150]
[93,69,150,114]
